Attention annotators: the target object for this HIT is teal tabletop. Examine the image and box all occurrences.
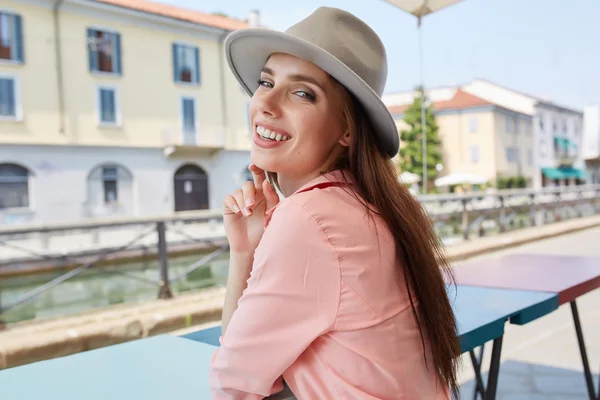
[182,286,559,354]
[0,335,215,400]
[449,285,558,352]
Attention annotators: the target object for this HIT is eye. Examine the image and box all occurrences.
[257,79,273,88]
[295,90,316,101]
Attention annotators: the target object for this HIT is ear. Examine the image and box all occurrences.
[338,130,351,147]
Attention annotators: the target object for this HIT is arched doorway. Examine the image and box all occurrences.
[174,164,209,211]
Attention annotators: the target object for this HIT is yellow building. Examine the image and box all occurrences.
[389,89,535,189]
[0,0,256,224]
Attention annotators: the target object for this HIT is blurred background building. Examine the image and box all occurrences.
[0,0,256,225]
[384,79,588,190]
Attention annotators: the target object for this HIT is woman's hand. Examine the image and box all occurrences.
[223,164,280,255]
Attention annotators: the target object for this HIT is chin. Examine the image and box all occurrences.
[250,149,281,173]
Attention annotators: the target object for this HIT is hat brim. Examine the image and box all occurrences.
[225,28,399,158]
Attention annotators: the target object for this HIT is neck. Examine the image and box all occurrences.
[276,147,347,196]
[277,170,323,197]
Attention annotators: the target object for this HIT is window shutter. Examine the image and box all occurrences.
[87,28,98,72]
[172,43,179,82]
[109,90,116,122]
[114,33,122,75]
[7,79,15,116]
[193,47,200,84]
[99,89,106,121]
[14,15,24,63]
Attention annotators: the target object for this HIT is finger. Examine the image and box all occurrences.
[241,181,256,211]
[223,194,241,215]
[249,163,267,189]
[231,189,250,216]
[263,179,280,209]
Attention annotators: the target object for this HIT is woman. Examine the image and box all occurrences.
[210,7,461,399]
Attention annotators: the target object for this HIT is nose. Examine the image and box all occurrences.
[253,86,282,118]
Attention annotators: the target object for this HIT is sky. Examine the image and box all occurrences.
[163,0,600,110]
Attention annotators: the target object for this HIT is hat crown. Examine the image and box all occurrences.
[285,7,388,96]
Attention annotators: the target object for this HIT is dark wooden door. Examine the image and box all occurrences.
[174,165,209,211]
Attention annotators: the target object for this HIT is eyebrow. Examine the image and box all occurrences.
[261,66,326,92]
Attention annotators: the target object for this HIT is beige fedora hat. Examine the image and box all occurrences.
[225,7,399,158]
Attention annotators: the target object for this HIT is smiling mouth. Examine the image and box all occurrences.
[256,125,291,142]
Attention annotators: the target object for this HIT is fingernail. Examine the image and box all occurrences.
[245,198,253,207]
[243,208,252,216]
[232,205,240,213]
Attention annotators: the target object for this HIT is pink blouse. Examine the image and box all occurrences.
[210,171,449,399]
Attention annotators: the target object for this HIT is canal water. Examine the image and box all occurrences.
[0,251,230,326]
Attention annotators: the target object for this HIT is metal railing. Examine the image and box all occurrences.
[0,209,227,327]
[1,184,599,328]
[418,184,600,240]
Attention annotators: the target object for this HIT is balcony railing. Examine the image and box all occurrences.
[162,124,226,150]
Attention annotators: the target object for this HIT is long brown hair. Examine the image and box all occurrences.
[267,81,462,397]
[336,89,462,397]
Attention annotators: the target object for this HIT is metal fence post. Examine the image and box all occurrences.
[156,221,173,299]
[461,199,469,240]
[498,196,506,233]
[529,194,536,226]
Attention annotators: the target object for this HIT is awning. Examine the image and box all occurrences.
[554,137,577,150]
[542,167,587,180]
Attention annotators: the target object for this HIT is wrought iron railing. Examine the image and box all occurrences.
[1,184,599,328]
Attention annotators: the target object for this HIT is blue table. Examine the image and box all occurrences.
[182,285,559,400]
[0,285,558,400]
[0,335,216,399]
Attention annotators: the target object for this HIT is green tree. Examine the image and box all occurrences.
[397,86,443,188]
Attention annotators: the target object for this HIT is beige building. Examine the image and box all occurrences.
[0,0,256,225]
[389,89,535,188]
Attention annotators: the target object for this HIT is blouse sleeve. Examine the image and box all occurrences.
[209,199,341,399]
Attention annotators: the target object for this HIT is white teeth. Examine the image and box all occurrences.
[256,125,290,142]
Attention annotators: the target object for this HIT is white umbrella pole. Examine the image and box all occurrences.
[418,20,427,194]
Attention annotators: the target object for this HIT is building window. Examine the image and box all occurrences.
[102,166,118,203]
[470,146,480,163]
[505,116,511,133]
[172,43,200,84]
[506,147,519,163]
[181,97,196,144]
[0,12,23,63]
[0,76,20,119]
[87,28,121,74]
[514,117,520,134]
[97,86,119,125]
[469,117,478,133]
[0,163,29,209]
[539,117,544,132]
[86,164,133,217]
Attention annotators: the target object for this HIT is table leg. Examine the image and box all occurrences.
[570,301,597,400]
[485,336,503,400]
[469,345,486,399]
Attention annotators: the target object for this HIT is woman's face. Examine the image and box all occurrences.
[248,53,350,184]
